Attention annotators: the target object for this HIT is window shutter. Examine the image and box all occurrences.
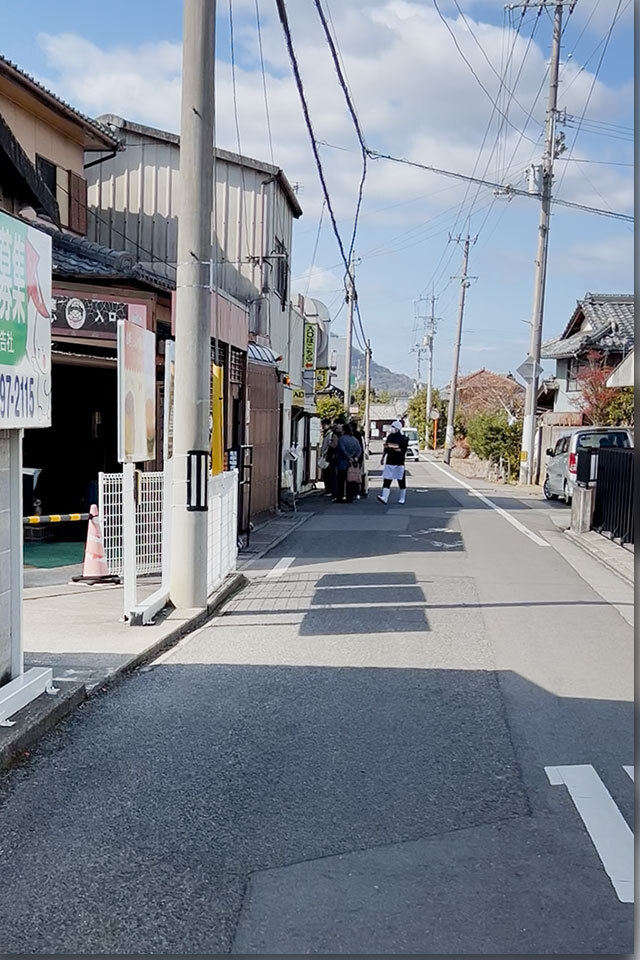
[68,171,87,235]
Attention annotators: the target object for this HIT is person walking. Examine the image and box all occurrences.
[335,424,362,503]
[378,419,408,505]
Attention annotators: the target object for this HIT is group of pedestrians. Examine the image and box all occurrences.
[319,416,409,505]
[319,417,366,503]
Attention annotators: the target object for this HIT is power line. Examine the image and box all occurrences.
[304,198,325,297]
[432,0,538,145]
[254,0,275,165]
[555,0,625,195]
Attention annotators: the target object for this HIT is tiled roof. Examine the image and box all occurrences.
[542,293,634,359]
[369,401,408,420]
[0,55,120,149]
[40,225,174,292]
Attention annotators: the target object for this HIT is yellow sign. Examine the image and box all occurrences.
[315,367,329,390]
[520,450,527,461]
[303,323,316,370]
[292,388,305,407]
[211,363,224,475]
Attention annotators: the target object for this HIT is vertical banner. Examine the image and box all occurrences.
[0,210,52,428]
[117,315,156,463]
[211,363,224,475]
[303,322,316,371]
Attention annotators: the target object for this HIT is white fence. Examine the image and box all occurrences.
[99,468,238,596]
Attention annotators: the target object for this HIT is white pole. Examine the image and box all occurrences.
[343,256,355,409]
[170,0,216,608]
[364,340,371,454]
[122,461,136,619]
[519,1,563,484]
[9,430,23,678]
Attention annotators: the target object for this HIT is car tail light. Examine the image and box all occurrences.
[568,452,577,474]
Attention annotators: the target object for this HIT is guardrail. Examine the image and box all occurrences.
[592,447,634,547]
[23,512,90,525]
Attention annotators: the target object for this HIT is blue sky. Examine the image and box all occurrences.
[2,0,633,385]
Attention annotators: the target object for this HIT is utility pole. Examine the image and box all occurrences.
[518,0,566,484]
[424,293,438,447]
[343,255,355,410]
[444,236,475,465]
[170,0,216,609]
[364,339,372,454]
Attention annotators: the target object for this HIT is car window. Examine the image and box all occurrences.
[577,432,630,450]
[554,437,566,455]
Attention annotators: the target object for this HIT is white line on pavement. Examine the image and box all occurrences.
[265,557,296,579]
[423,459,549,547]
[545,764,634,903]
[623,765,634,782]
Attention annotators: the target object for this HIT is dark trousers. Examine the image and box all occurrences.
[322,466,334,495]
[382,476,406,489]
[336,470,358,502]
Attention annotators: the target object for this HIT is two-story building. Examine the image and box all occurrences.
[0,55,180,515]
[85,114,313,516]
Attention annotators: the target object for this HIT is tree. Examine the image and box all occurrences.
[604,387,634,426]
[466,412,522,478]
[407,387,447,448]
[351,381,376,413]
[574,350,631,425]
[316,394,346,422]
[376,389,393,404]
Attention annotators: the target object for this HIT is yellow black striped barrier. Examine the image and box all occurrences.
[23,513,90,525]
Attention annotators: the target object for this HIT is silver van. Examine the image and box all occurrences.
[402,427,420,460]
[543,427,633,503]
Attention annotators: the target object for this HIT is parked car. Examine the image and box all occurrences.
[402,427,420,460]
[543,427,633,503]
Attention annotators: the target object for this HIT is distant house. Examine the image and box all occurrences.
[539,292,634,423]
[369,400,408,439]
[441,369,524,418]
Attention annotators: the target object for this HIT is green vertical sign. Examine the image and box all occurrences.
[0,213,28,365]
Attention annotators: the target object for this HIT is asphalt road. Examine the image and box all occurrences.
[0,458,633,955]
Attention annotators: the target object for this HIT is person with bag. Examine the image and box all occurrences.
[378,419,409,505]
[335,424,362,503]
[318,418,334,496]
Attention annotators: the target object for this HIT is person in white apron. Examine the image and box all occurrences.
[378,419,409,505]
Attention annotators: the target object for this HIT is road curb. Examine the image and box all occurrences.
[0,680,87,771]
[0,573,247,771]
[564,529,633,587]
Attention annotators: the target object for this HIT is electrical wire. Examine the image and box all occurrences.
[304,199,325,297]
[432,0,538,145]
[555,0,624,195]
[255,0,275,166]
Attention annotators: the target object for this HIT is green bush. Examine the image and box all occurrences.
[466,412,522,478]
[316,395,346,421]
[604,387,634,426]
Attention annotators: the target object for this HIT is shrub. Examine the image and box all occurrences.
[466,412,522,478]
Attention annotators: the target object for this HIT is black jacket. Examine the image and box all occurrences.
[384,431,408,466]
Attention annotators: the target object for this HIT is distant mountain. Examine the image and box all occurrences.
[352,346,414,397]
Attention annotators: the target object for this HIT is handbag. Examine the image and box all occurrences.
[346,458,362,483]
[317,456,329,470]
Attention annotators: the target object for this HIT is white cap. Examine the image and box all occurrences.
[391,419,403,430]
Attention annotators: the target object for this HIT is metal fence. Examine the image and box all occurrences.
[99,468,238,589]
[99,471,164,576]
[592,447,634,547]
[207,469,239,595]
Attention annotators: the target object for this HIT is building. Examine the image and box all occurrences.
[85,114,307,516]
[539,293,634,420]
[369,401,409,440]
[440,369,524,418]
[0,55,179,516]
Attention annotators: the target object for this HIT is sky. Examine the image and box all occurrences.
[2,0,633,386]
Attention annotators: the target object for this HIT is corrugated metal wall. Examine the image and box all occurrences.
[246,361,280,517]
[86,130,294,340]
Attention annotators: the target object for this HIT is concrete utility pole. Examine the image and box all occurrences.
[364,339,372,453]
[424,293,438,445]
[444,236,475,465]
[343,256,355,409]
[518,0,565,484]
[170,0,216,609]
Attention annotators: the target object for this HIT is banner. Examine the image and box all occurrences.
[303,322,316,371]
[211,363,224,475]
[117,318,156,463]
[163,340,175,460]
[0,210,52,428]
[315,367,329,391]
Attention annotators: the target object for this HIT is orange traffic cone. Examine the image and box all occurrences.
[71,504,120,585]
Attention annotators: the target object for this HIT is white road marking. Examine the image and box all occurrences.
[545,764,634,903]
[424,459,549,547]
[265,557,296,579]
[623,765,634,782]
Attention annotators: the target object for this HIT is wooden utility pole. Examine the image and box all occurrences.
[444,236,475,465]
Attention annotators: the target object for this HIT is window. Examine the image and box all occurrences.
[36,155,56,198]
[567,356,581,391]
[554,436,568,456]
[577,431,630,450]
[68,170,88,234]
[274,238,288,307]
